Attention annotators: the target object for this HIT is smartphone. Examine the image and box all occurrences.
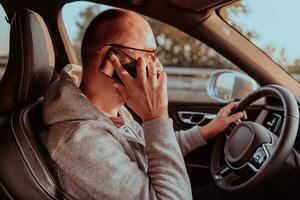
[100,50,137,83]
[100,49,156,83]
[112,57,137,83]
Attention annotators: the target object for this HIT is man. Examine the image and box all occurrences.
[42,9,244,200]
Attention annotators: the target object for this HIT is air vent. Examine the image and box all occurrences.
[263,112,281,133]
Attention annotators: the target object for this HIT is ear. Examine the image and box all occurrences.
[94,46,111,73]
[98,46,111,61]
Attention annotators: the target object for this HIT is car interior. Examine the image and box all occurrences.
[0,0,300,200]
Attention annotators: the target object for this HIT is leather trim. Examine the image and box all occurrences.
[0,9,55,114]
[10,100,62,199]
[0,181,14,200]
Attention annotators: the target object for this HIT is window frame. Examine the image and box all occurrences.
[57,1,265,103]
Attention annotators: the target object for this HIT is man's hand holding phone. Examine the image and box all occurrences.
[110,55,168,122]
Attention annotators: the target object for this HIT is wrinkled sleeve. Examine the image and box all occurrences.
[131,120,206,156]
[174,125,207,156]
[51,119,192,200]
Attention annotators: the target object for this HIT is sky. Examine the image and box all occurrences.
[0,5,9,56]
[1,0,300,66]
[227,0,300,65]
[62,1,110,41]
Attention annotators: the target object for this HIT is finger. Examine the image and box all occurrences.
[222,102,238,115]
[158,71,168,103]
[158,71,167,86]
[101,62,114,76]
[113,83,129,101]
[147,62,158,85]
[242,111,248,120]
[158,71,167,91]
[227,112,244,123]
[154,59,164,79]
[136,57,147,81]
[154,58,164,72]
[110,55,133,85]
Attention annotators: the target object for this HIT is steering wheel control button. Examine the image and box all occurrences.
[214,167,231,181]
[220,166,231,176]
[214,175,223,181]
[250,147,267,169]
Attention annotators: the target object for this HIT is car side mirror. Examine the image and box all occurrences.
[207,70,258,103]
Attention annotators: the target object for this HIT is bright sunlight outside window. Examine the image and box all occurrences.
[221,0,300,82]
[62,1,253,103]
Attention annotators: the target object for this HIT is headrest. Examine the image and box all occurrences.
[0,9,55,113]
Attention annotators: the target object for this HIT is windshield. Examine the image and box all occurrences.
[220,0,300,82]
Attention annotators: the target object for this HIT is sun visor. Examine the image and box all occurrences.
[167,0,237,11]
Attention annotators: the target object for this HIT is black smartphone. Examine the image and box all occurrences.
[100,49,156,83]
[99,49,137,83]
[111,57,137,83]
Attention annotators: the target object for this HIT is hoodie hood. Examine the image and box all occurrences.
[43,66,110,125]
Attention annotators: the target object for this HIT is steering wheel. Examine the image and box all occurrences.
[210,85,299,192]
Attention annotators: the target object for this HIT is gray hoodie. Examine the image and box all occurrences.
[42,66,206,200]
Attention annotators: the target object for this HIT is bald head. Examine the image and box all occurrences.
[81,9,156,69]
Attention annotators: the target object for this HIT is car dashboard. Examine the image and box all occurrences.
[255,96,300,151]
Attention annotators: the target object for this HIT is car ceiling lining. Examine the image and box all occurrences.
[167,0,238,11]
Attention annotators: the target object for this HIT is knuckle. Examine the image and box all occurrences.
[120,71,128,77]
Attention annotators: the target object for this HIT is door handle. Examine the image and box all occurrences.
[177,111,216,125]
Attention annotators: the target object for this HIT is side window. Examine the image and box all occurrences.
[0,4,10,79]
[62,1,256,103]
[146,18,241,103]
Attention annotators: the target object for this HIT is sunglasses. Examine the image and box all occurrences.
[97,44,158,83]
